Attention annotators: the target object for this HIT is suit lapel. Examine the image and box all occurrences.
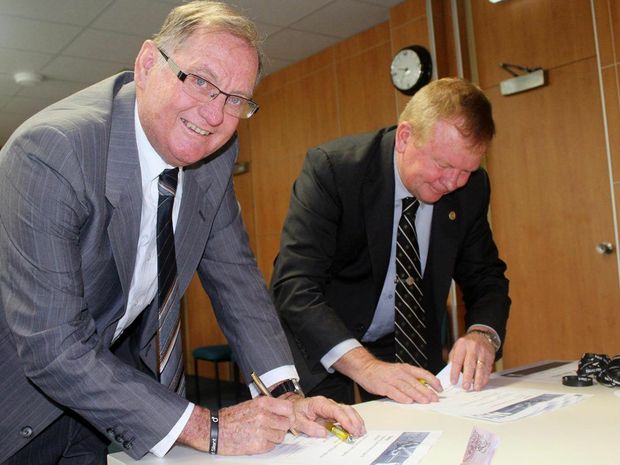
[174,166,213,293]
[363,128,397,297]
[174,136,238,294]
[105,83,141,308]
[426,194,459,326]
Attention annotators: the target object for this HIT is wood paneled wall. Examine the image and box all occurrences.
[596,0,620,226]
[471,0,620,366]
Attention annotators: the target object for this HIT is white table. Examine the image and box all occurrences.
[108,368,620,465]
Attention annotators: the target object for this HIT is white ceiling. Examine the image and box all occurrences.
[0,0,403,146]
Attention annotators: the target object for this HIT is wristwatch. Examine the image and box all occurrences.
[271,378,305,398]
[467,329,501,352]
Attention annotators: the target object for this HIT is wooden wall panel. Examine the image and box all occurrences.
[251,64,340,279]
[486,58,620,364]
[389,0,426,26]
[603,66,620,184]
[472,0,595,89]
[595,0,615,67]
[335,39,395,135]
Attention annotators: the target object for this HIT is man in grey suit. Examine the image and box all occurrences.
[0,2,364,463]
[271,78,510,405]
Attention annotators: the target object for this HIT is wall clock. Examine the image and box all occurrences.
[390,45,433,96]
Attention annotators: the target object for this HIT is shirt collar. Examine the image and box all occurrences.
[392,149,430,208]
[393,149,411,201]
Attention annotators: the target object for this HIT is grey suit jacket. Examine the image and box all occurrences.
[0,72,293,460]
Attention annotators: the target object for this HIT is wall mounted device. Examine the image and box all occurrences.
[499,63,546,96]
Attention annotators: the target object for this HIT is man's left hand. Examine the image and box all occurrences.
[285,395,366,439]
[448,332,495,391]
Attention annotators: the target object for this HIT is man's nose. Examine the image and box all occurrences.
[441,169,460,191]
[198,94,226,126]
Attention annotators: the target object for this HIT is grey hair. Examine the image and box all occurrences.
[153,1,264,80]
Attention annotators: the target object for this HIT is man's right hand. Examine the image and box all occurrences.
[333,347,442,403]
[178,396,295,455]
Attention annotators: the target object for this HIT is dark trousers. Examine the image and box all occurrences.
[307,333,397,404]
[2,412,107,465]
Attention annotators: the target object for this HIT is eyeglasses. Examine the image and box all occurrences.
[158,48,259,119]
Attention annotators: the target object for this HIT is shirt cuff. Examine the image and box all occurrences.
[247,365,299,397]
[320,339,363,373]
[150,402,194,457]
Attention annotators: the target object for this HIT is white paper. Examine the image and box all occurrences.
[407,383,589,422]
[436,362,462,389]
[229,431,442,465]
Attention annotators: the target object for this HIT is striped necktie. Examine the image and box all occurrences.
[156,168,184,394]
[395,197,428,368]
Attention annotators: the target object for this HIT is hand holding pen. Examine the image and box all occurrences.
[251,371,366,442]
[251,371,300,436]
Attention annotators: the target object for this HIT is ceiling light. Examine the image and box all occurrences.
[14,71,44,87]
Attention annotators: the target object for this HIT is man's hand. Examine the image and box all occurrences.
[178,396,295,455]
[448,331,496,391]
[333,347,442,403]
[287,395,366,439]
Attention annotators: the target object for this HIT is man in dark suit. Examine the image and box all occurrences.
[0,2,363,463]
[271,78,511,405]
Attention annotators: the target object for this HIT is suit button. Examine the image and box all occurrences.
[115,434,124,443]
[106,428,114,436]
[123,440,133,449]
[20,426,33,438]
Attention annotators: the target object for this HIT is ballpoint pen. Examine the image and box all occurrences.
[250,371,299,436]
[324,421,354,443]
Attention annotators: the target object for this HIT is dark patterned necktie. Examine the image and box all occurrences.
[157,168,184,394]
[395,197,428,368]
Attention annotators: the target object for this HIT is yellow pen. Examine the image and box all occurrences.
[325,421,353,443]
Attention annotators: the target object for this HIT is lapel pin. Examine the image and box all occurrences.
[449,211,456,221]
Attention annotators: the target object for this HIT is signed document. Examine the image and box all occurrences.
[233,431,442,465]
[406,363,589,423]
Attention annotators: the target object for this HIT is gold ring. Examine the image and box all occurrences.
[476,359,484,366]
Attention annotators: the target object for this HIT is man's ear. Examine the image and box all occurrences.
[134,40,157,88]
[395,121,413,153]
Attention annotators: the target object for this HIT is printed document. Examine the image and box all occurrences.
[405,363,589,422]
[229,430,442,465]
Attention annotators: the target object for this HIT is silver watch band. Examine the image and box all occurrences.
[467,329,501,352]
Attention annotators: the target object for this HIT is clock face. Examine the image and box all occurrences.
[390,45,432,95]
[391,49,422,90]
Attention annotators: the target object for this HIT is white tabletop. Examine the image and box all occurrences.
[108,369,620,465]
